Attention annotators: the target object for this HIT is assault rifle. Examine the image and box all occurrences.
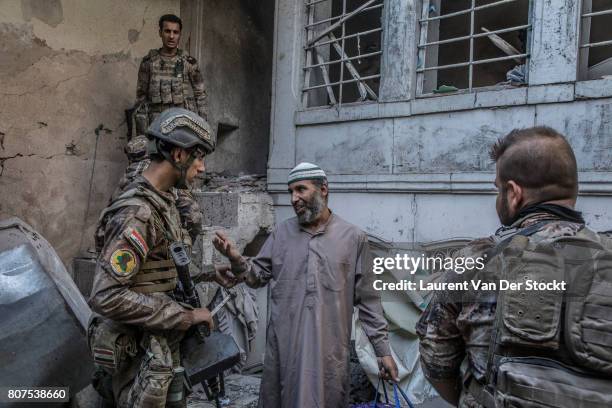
[169,242,240,408]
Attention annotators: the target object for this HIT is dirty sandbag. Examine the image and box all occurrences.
[0,217,93,401]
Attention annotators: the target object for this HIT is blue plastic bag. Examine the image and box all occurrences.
[349,378,415,408]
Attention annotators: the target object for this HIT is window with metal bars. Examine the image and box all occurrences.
[302,0,384,107]
[417,0,531,96]
[579,1,612,81]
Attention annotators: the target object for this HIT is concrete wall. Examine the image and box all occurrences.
[268,0,612,241]
[181,0,275,176]
[0,0,180,263]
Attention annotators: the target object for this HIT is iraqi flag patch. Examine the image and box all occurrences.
[93,347,116,368]
[124,226,149,258]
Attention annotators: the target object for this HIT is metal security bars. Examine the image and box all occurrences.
[302,0,384,107]
[417,0,531,96]
[579,1,612,80]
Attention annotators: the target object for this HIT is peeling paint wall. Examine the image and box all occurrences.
[0,0,180,263]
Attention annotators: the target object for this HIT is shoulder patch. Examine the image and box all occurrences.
[110,249,138,276]
[123,226,149,258]
[186,56,197,64]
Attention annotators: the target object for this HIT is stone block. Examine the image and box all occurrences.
[197,192,240,227]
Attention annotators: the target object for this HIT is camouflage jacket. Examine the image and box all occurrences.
[90,176,193,332]
[416,211,585,408]
[136,48,208,121]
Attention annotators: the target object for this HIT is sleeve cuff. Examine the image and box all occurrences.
[419,356,460,381]
[372,340,392,357]
[176,308,194,331]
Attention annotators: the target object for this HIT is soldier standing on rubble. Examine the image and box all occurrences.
[118,13,209,242]
[135,13,208,128]
[89,109,215,407]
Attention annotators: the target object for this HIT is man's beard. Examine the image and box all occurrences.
[295,190,325,225]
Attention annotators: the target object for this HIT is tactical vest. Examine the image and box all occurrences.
[469,222,612,407]
[96,184,191,294]
[146,49,197,113]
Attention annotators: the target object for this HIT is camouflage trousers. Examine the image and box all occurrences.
[116,332,186,408]
[88,318,187,407]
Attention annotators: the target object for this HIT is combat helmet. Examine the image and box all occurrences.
[146,108,214,188]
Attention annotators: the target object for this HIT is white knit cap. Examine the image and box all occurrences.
[287,162,327,184]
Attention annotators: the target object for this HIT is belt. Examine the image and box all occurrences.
[467,377,495,408]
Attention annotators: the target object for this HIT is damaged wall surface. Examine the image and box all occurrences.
[181,0,275,175]
[268,0,612,242]
[0,0,180,263]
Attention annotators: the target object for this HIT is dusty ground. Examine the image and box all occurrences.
[186,374,451,408]
[187,374,260,408]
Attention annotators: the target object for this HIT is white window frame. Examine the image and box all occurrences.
[578,2,612,81]
[416,0,532,96]
[302,0,385,107]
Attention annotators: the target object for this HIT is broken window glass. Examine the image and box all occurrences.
[417,0,530,96]
[302,0,384,107]
[579,1,612,81]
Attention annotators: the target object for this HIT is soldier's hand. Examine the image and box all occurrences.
[213,264,239,288]
[213,231,242,263]
[378,355,400,382]
[191,307,215,331]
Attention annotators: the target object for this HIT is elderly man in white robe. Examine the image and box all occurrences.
[213,162,399,408]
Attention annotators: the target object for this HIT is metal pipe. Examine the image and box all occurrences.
[307,0,379,44]
[303,50,383,69]
[417,24,530,48]
[580,39,612,48]
[302,74,381,91]
[582,8,612,18]
[419,0,518,23]
[305,3,382,28]
[416,53,529,72]
[305,0,328,7]
[305,28,382,49]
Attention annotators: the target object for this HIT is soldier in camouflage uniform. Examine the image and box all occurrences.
[89,108,215,407]
[113,134,203,242]
[416,127,612,407]
[135,14,208,129]
[120,14,207,242]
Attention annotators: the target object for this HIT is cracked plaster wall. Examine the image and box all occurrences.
[0,0,180,263]
[181,0,275,175]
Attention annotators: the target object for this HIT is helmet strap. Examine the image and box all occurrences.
[172,149,197,189]
[154,140,197,189]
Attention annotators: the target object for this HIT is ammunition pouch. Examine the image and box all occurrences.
[87,316,138,374]
[130,259,178,294]
[469,357,612,408]
[166,366,187,408]
[474,224,612,407]
[495,357,612,408]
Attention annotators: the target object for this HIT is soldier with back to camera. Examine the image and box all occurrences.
[417,126,612,407]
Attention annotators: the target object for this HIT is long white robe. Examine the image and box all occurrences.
[240,214,390,408]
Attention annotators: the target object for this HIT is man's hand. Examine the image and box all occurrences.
[213,264,239,288]
[190,307,215,331]
[213,231,242,263]
[378,355,400,382]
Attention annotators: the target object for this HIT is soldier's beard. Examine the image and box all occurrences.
[295,190,325,225]
[498,191,513,225]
